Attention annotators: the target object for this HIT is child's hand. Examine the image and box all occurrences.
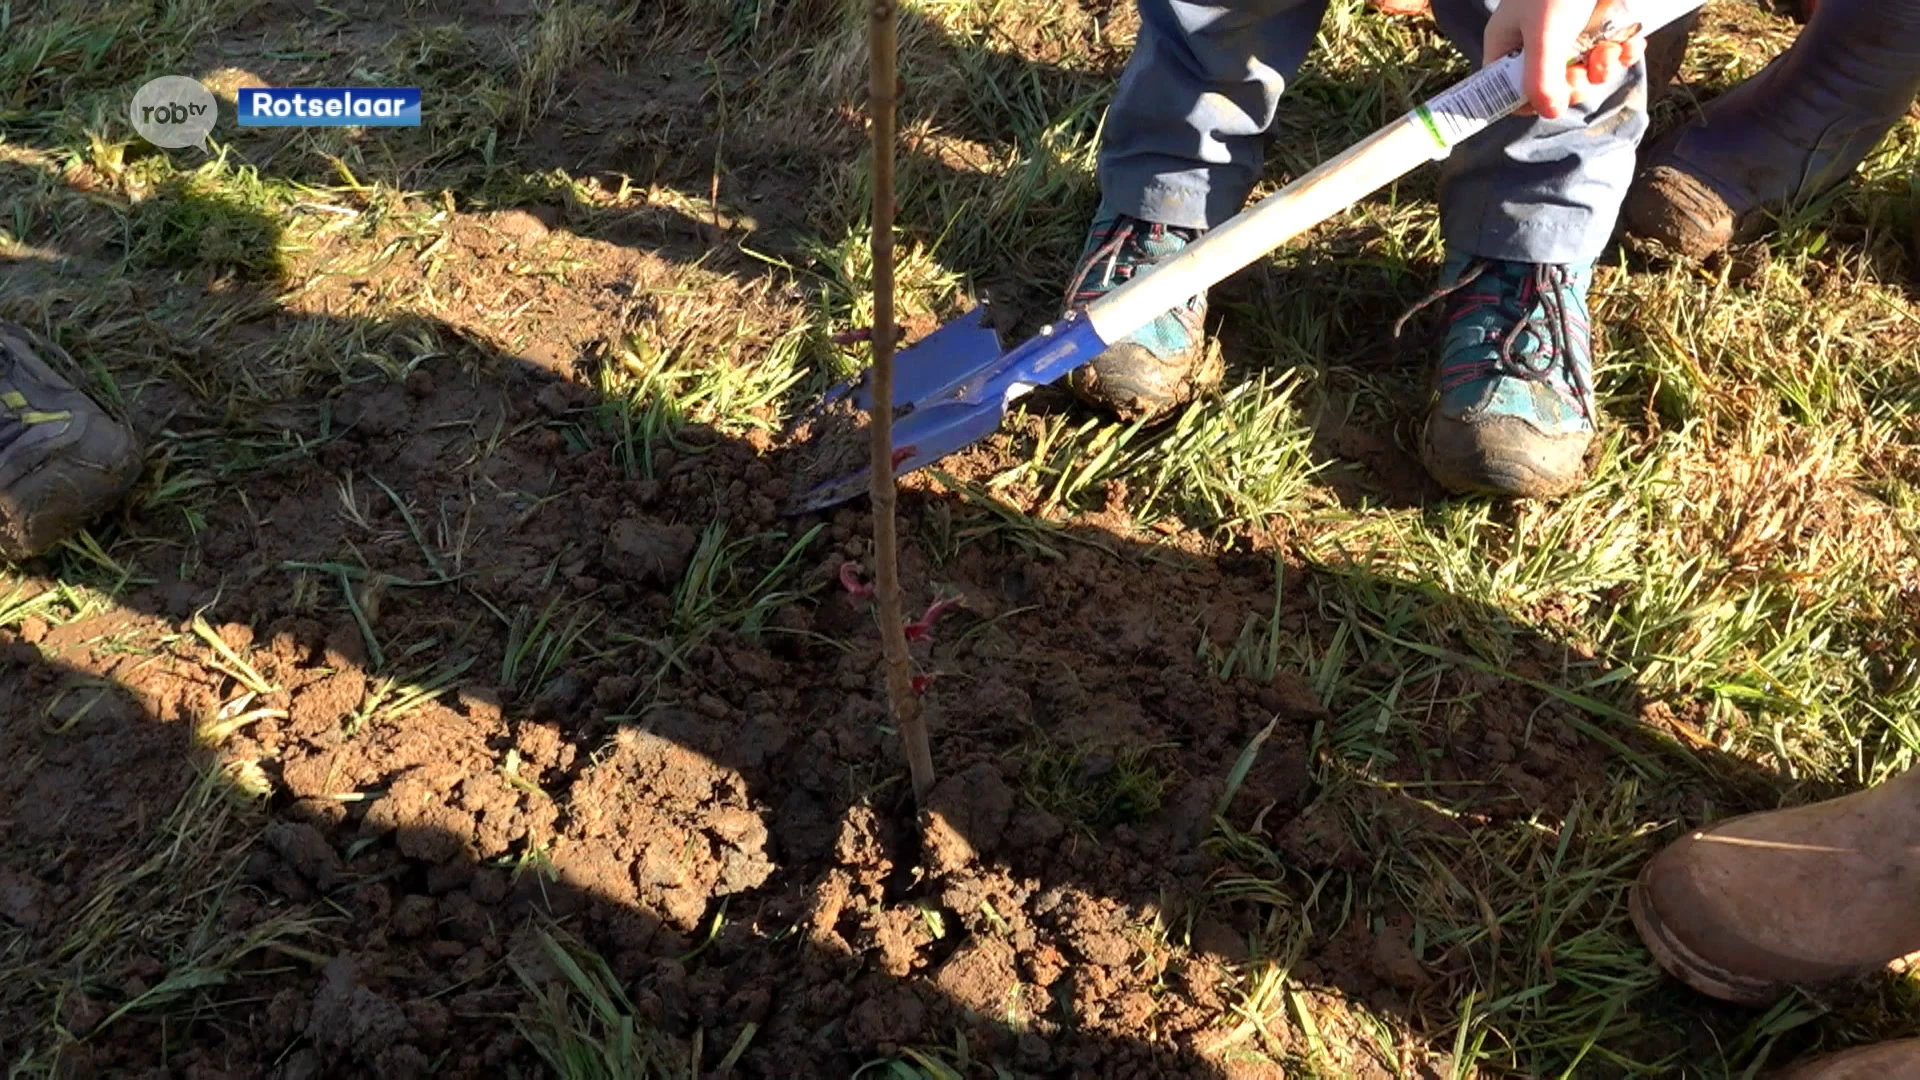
[1485,0,1646,120]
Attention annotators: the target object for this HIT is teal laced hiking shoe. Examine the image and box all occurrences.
[0,322,142,560]
[1400,255,1598,498]
[1062,209,1221,421]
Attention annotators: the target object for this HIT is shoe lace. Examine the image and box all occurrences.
[1393,259,1593,421]
[1062,215,1204,314]
[1063,216,1143,311]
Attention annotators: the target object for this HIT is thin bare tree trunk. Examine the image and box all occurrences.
[867,0,936,807]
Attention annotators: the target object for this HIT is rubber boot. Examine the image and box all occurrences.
[1631,766,1920,1006]
[1772,1039,1920,1080]
[1623,0,1920,259]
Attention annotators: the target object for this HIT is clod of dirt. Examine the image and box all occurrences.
[1191,917,1252,965]
[835,804,896,890]
[530,672,587,720]
[1155,777,1223,851]
[1255,670,1331,723]
[440,893,491,946]
[265,820,345,892]
[566,726,776,932]
[1368,917,1429,991]
[390,894,437,939]
[278,1048,324,1080]
[60,991,105,1036]
[602,518,698,586]
[375,1045,432,1079]
[921,762,1016,875]
[0,868,45,929]
[44,682,137,730]
[1221,736,1313,827]
[934,937,1029,1023]
[263,986,310,1048]
[470,868,509,905]
[286,796,348,829]
[534,381,575,417]
[287,669,366,738]
[361,769,475,866]
[335,385,412,438]
[423,855,478,895]
[1071,928,1134,969]
[872,907,927,977]
[1003,806,1065,852]
[845,983,929,1050]
[484,207,559,243]
[1277,801,1356,870]
[307,956,412,1061]
[405,998,451,1046]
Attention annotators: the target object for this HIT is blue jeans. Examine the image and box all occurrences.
[1098,0,1650,264]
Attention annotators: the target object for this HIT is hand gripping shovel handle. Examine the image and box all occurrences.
[1079,0,1703,347]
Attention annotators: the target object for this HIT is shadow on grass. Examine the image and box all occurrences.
[6,144,1919,1080]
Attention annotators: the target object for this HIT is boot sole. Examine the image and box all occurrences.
[1629,861,1785,1007]
[1419,450,1585,499]
[1623,165,1738,261]
[1419,417,1589,500]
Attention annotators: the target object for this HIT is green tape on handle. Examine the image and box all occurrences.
[1413,102,1449,151]
[1417,51,1527,155]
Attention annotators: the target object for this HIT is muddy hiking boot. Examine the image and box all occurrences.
[1631,765,1920,1009]
[0,322,142,561]
[1624,0,1920,259]
[1768,1040,1920,1080]
[1399,255,1596,499]
[1061,208,1221,422]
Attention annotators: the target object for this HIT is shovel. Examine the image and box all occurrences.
[786,0,1705,515]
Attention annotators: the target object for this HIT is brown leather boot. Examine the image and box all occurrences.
[1773,1039,1920,1080]
[1631,767,1920,1006]
[1623,0,1920,259]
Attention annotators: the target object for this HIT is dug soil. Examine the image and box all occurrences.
[0,261,1620,1079]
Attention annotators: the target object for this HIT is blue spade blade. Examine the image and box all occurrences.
[813,305,1002,415]
[786,314,1108,514]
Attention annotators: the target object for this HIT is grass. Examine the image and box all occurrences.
[661,523,825,654]
[0,767,328,1078]
[1020,738,1174,829]
[512,926,696,1080]
[991,367,1325,534]
[2,0,1919,1075]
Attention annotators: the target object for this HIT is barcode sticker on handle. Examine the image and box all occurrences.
[1413,54,1526,153]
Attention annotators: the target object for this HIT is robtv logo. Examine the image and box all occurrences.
[130,76,218,150]
[239,87,421,127]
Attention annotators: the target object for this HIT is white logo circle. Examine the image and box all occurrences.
[130,76,218,150]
